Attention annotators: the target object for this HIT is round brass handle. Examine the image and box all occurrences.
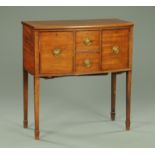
[112,46,120,54]
[83,59,92,68]
[52,48,61,57]
[83,37,93,46]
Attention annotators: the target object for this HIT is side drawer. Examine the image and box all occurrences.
[102,29,129,71]
[39,32,73,74]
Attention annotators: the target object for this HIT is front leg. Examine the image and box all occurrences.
[126,71,132,130]
[111,73,117,121]
[23,69,28,128]
[34,77,40,140]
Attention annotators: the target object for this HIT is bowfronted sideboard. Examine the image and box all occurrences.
[22,19,134,140]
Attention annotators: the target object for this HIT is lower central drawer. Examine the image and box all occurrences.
[75,53,100,73]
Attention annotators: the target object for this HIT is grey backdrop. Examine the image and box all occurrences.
[0,6,155,147]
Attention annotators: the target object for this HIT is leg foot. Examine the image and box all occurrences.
[126,120,130,130]
[23,120,28,128]
[111,112,115,121]
[35,130,40,140]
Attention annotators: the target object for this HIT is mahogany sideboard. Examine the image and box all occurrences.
[22,19,134,140]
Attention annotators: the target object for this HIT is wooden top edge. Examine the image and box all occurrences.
[22,18,134,30]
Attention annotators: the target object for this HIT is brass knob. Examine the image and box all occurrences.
[52,48,61,57]
[83,59,92,68]
[83,37,93,46]
[112,46,120,54]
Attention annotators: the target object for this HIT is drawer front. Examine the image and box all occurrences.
[75,53,100,73]
[39,32,73,74]
[102,29,129,71]
[76,31,100,52]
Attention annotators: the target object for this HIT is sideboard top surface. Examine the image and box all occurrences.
[22,18,133,30]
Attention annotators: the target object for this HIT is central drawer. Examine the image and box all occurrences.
[75,30,100,73]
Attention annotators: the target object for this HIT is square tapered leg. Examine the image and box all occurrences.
[34,77,40,140]
[111,73,117,121]
[126,71,132,130]
[23,69,28,128]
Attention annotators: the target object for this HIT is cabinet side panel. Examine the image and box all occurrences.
[23,25,35,75]
[129,26,133,69]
